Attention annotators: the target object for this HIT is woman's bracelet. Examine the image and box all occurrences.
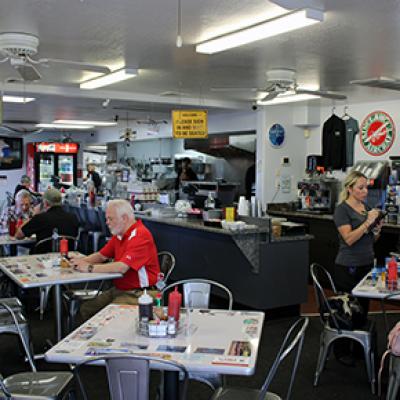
[362,222,369,234]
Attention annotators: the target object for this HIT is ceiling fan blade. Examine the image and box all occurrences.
[39,57,111,74]
[296,88,347,100]
[260,91,280,102]
[210,87,259,92]
[14,63,41,81]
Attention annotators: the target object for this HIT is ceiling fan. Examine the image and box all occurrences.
[119,128,137,144]
[135,117,168,126]
[211,68,347,102]
[0,120,42,134]
[0,32,111,81]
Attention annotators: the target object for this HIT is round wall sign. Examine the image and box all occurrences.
[360,110,395,156]
[269,123,285,147]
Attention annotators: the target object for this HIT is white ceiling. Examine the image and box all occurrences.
[1,0,400,127]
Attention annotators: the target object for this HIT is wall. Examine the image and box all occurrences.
[256,105,308,207]
[306,99,400,184]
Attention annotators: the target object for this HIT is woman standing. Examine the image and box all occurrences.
[333,170,382,364]
[334,170,382,296]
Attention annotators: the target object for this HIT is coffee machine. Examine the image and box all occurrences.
[297,177,340,214]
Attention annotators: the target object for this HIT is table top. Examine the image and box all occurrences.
[0,234,36,246]
[0,252,122,288]
[352,273,400,300]
[45,304,265,375]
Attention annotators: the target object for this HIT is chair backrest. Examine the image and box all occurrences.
[0,300,36,372]
[162,278,233,310]
[75,355,188,400]
[310,263,340,328]
[259,317,309,400]
[97,207,111,238]
[34,228,79,254]
[158,251,176,284]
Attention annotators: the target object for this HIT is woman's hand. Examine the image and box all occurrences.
[365,209,380,228]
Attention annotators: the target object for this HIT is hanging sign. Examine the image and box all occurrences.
[172,110,208,139]
[360,111,395,156]
[268,123,285,147]
[35,142,79,154]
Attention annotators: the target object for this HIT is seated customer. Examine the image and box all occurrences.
[69,199,160,320]
[15,188,79,254]
[3,189,34,226]
[14,175,41,204]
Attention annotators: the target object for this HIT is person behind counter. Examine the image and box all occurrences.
[84,163,102,193]
[333,170,382,362]
[69,199,160,321]
[179,157,198,183]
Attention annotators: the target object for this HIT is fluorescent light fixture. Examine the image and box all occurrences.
[257,93,320,105]
[2,95,35,103]
[36,123,94,129]
[80,67,138,89]
[54,119,117,126]
[196,8,323,54]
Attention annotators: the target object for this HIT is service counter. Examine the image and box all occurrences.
[268,209,400,277]
[140,214,312,310]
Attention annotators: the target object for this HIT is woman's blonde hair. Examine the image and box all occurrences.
[339,170,368,203]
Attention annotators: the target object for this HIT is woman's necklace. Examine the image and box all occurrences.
[346,199,366,215]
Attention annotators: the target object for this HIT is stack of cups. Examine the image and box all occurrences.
[237,196,249,216]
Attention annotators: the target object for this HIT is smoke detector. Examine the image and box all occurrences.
[0,32,39,56]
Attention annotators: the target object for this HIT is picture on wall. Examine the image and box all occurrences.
[0,136,23,170]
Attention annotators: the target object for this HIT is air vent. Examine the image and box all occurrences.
[350,77,400,91]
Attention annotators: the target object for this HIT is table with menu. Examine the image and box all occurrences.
[0,252,121,341]
[45,304,264,398]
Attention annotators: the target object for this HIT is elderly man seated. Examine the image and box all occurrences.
[3,189,34,227]
[70,199,160,320]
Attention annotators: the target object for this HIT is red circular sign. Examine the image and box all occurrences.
[360,110,395,156]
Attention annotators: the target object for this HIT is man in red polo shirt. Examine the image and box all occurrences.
[70,199,160,320]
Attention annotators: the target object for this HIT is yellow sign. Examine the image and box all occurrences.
[172,110,208,139]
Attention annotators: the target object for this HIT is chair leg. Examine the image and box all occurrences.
[314,333,330,387]
[387,369,400,400]
[39,286,51,320]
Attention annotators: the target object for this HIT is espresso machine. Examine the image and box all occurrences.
[297,177,340,214]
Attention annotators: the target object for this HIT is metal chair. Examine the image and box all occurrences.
[0,300,32,364]
[310,263,377,393]
[161,278,233,391]
[386,353,400,400]
[74,355,188,400]
[161,278,233,311]
[35,230,79,320]
[0,301,75,400]
[211,317,309,400]
[156,251,176,290]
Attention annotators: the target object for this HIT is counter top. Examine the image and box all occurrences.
[267,209,400,231]
[268,210,334,221]
[139,214,269,236]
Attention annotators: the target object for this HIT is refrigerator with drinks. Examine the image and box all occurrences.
[26,142,79,191]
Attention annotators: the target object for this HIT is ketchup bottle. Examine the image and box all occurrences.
[167,287,182,321]
[8,217,16,237]
[388,256,398,291]
[60,237,69,258]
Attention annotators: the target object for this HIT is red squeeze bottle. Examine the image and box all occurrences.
[8,218,16,237]
[167,287,182,321]
[60,237,69,257]
[388,257,398,290]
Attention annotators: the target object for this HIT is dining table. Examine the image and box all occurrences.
[45,303,265,399]
[0,252,122,341]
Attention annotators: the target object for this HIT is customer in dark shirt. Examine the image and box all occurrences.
[15,188,79,253]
